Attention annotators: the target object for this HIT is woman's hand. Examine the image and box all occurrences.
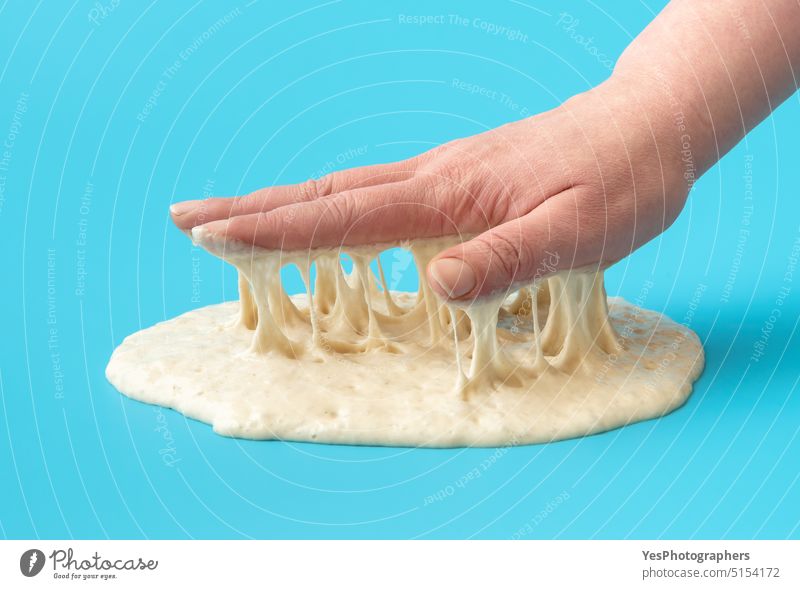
[171,0,800,301]
[171,76,690,301]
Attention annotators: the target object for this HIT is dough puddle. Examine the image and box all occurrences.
[106,234,704,447]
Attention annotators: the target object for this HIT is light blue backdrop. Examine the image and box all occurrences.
[1,0,798,539]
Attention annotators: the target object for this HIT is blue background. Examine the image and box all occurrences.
[1,0,798,539]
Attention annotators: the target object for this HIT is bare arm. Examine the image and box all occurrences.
[615,0,800,175]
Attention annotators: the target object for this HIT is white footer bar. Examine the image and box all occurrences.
[1,540,797,588]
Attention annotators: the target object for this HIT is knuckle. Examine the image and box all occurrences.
[231,193,257,216]
[422,166,478,224]
[252,211,273,233]
[323,197,352,228]
[477,231,526,282]
[419,143,466,184]
[304,175,335,200]
[434,156,466,190]
[577,189,611,219]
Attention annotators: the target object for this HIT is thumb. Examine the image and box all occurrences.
[427,188,593,300]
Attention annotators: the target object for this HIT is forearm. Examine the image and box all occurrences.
[613,0,800,176]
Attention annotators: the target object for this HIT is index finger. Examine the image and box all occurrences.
[169,159,419,231]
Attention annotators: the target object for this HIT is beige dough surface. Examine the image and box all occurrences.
[106,231,704,447]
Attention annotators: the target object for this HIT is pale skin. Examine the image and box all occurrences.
[171,0,800,301]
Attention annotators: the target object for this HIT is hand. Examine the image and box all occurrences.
[171,76,691,301]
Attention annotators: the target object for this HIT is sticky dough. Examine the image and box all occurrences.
[106,232,704,447]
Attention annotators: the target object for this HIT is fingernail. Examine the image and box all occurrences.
[170,200,200,216]
[199,219,230,236]
[191,220,230,247]
[430,258,476,299]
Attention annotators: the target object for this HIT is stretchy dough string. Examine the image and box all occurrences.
[195,229,621,397]
[105,230,704,446]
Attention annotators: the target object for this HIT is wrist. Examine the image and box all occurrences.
[600,68,714,195]
[610,59,719,177]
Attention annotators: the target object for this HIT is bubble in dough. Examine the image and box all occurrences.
[106,230,704,447]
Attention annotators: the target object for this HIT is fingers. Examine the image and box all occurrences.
[170,159,418,231]
[193,178,448,251]
[170,185,306,231]
[427,187,610,300]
